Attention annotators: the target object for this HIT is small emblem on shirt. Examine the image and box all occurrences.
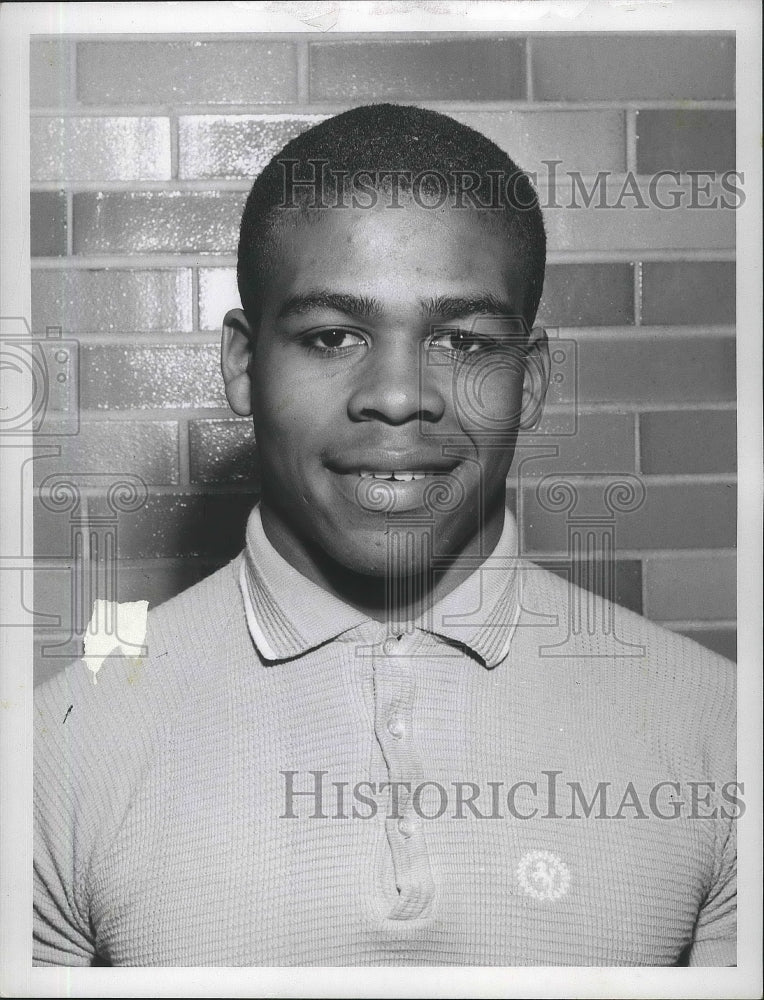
[517,850,570,901]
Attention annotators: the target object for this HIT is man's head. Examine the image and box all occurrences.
[221,104,550,597]
[236,103,546,333]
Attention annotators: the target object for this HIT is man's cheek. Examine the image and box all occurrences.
[263,387,307,424]
[255,383,311,436]
[452,360,524,435]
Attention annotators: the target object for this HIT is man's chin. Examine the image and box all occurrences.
[336,523,474,582]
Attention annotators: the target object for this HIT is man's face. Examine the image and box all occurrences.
[228,199,547,579]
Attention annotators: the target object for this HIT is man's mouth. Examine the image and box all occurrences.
[322,451,463,514]
[322,452,464,513]
[325,451,460,477]
[357,471,427,482]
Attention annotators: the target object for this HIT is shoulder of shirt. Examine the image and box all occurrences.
[34,555,246,765]
[515,557,736,770]
[517,555,735,673]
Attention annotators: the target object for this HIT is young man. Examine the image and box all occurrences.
[34,104,736,967]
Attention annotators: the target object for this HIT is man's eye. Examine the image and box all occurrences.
[305,329,366,354]
[429,330,492,356]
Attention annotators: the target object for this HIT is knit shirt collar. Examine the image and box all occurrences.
[239,504,521,669]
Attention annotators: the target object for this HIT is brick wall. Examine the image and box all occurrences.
[30,32,737,684]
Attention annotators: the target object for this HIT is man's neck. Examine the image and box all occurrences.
[258,503,507,624]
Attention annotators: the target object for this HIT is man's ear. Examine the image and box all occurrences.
[519,325,550,431]
[221,308,256,416]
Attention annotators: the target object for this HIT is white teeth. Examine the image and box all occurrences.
[359,471,427,482]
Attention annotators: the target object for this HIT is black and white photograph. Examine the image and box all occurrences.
[0,1,761,996]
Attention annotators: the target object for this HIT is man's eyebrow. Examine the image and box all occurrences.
[277,291,383,320]
[421,294,518,320]
[276,291,519,323]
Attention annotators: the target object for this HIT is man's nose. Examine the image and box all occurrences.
[346,338,445,425]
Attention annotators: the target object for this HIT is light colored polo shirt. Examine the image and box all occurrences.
[34,505,736,966]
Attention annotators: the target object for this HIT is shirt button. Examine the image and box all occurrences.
[387,717,405,739]
[383,637,399,655]
[397,816,415,839]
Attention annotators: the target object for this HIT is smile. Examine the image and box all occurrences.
[324,451,460,476]
[358,471,427,481]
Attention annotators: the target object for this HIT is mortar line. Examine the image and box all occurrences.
[296,37,310,104]
[525,36,534,102]
[633,260,643,326]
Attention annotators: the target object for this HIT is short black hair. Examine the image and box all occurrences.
[237,103,546,330]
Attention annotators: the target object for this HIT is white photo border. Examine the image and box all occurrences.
[1,2,761,997]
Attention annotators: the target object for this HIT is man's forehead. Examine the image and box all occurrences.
[269,195,513,242]
[259,202,528,304]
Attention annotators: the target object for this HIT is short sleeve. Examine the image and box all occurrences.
[687,812,737,967]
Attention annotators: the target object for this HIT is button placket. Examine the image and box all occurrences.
[372,636,435,920]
